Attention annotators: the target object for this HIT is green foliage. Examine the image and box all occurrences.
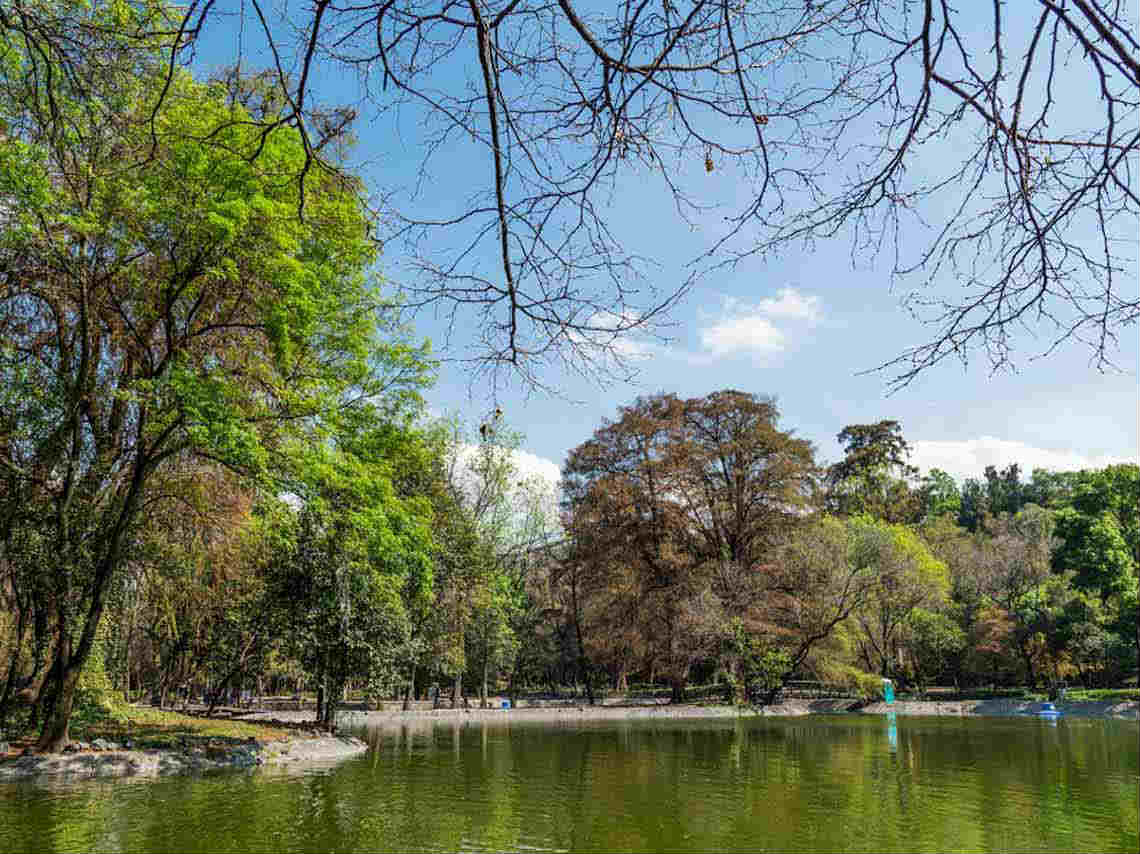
[725,620,792,703]
[0,0,435,746]
[827,421,919,522]
[848,516,949,679]
[73,626,128,726]
[906,609,967,691]
[919,469,961,520]
[1054,509,1134,598]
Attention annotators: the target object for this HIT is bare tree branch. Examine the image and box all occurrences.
[5,0,1135,393]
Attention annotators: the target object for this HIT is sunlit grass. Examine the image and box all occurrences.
[73,705,289,748]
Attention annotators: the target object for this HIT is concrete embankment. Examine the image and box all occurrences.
[0,734,367,782]
[856,698,1138,719]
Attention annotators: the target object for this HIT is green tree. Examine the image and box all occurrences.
[850,518,949,680]
[983,464,1027,517]
[980,506,1058,687]
[757,515,882,700]
[0,10,431,749]
[905,609,966,695]
[918,469,961,521]
[957,478,988,532]
[827,421,919,523]
[1052,464,1140,674]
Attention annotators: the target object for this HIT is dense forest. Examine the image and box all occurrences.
[1,3,1136,754]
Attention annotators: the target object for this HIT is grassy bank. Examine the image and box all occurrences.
[77,705,291,747]
[2,705,290,758]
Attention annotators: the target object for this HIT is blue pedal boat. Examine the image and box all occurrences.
[1037,701,1062,719]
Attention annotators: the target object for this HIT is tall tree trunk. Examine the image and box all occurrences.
[480,653,489,709]
[35,635,77,753]
[569,574,594,705]
[452,673,462,709]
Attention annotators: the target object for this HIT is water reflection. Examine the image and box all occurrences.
[1,716,1136,854]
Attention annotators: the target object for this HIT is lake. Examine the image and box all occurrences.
[1,714,1136,852]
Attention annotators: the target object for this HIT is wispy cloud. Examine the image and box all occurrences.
[695,289,821,361]
[910,437,1136,482]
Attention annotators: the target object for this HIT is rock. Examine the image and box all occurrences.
[64,743,81,753]
[124,740,134,749]
[0,741,9,755]
[92,738,118,751]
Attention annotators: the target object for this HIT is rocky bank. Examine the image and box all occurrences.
[0,734,368,782]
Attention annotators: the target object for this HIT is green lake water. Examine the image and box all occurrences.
[1,715,1136,853]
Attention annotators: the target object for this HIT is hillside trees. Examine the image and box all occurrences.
[0,7,432,749]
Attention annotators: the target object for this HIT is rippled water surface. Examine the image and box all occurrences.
[1,715,1136,853]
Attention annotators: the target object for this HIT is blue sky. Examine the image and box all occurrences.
[188,3,1138,491]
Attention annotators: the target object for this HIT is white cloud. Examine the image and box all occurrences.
[449,443,562,530]
[506,447,563,490]
[910,437,1136,482]
[755,288,822,322]
[700,313,786,357]
[696,289,820,360]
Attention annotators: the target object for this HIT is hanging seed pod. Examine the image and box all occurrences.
[754,114,769,125]
[705,154,714,172]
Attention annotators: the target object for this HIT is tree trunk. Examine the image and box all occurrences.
[36,636,79,753]
[0,604,28,730]
[452,673,462,709]
[670,678,686,705]
[1018,639,1037,688]
[480,654,489,709]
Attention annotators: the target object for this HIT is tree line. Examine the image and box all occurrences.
[557,399,1138,704]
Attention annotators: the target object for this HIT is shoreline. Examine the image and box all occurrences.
[0,733,368,783]
[251,696,1139,728]
[4,696,1134,782]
